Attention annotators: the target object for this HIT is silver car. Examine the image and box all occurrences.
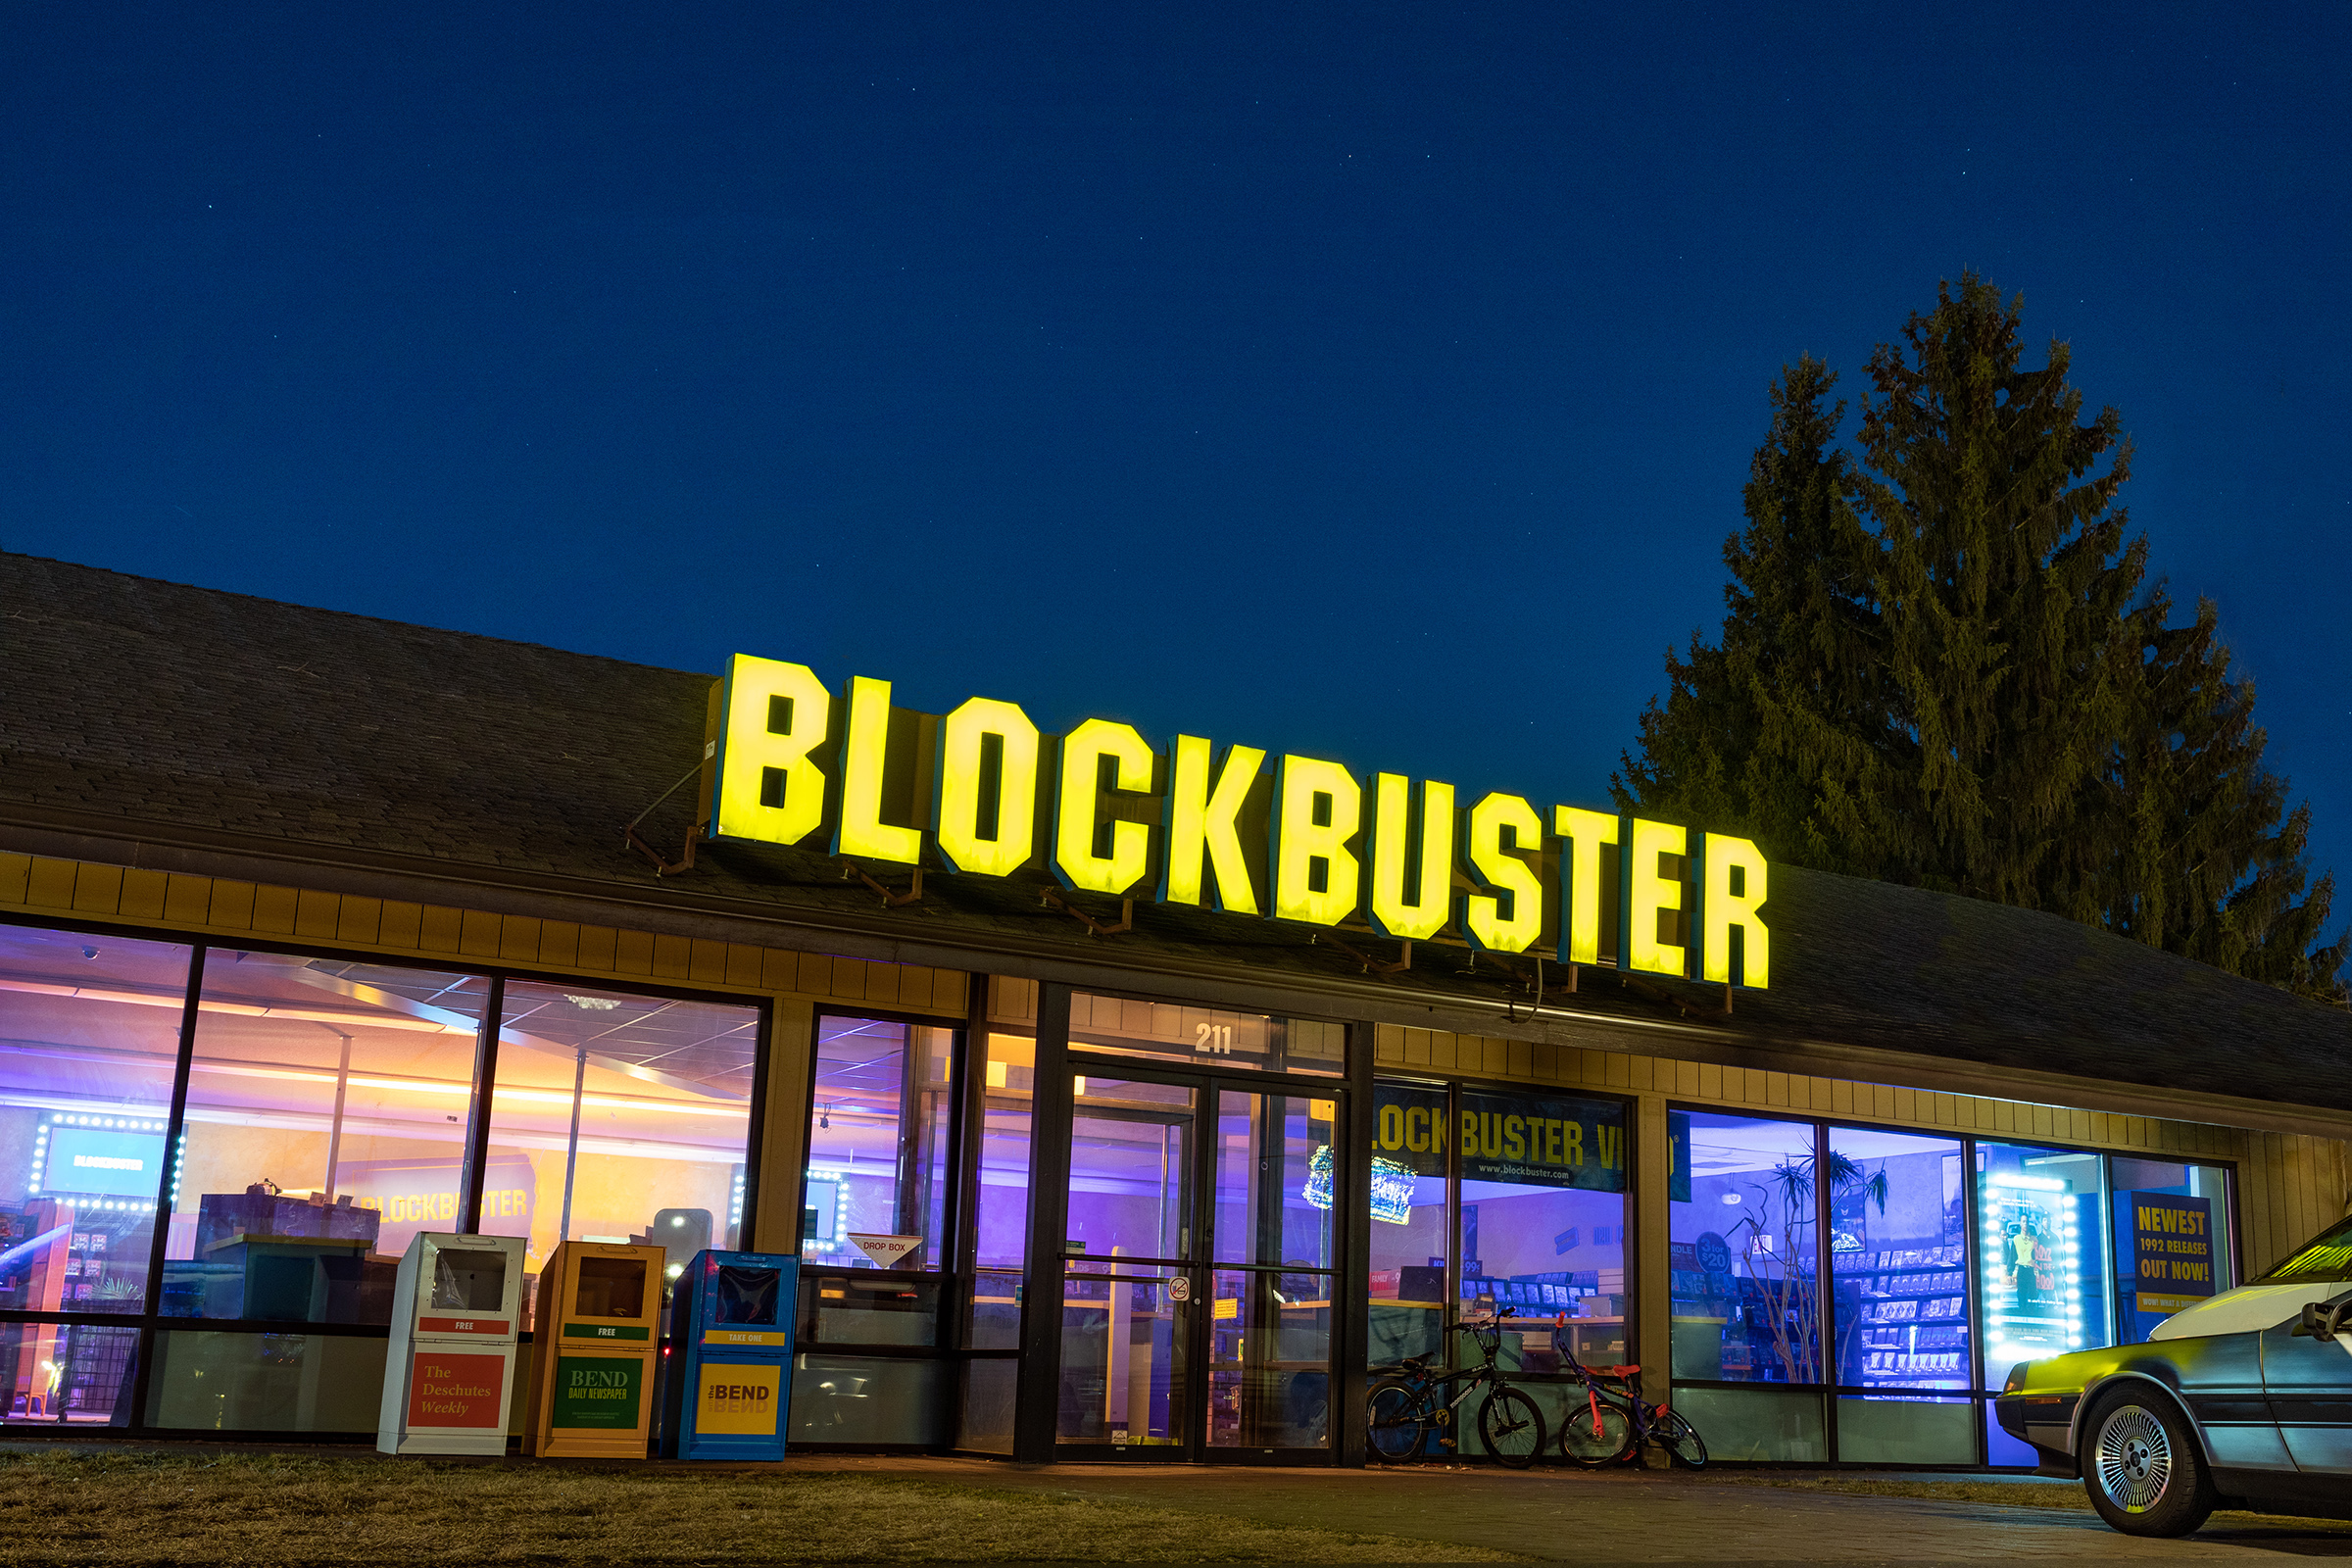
[1995,1212,2352,1536]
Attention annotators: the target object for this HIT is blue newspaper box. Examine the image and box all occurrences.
[660,1250,799,1459]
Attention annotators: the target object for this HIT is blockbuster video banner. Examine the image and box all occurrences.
[704,654,1769,988]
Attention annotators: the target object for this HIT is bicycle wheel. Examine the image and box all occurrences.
[1558,1390,1635,1466]
[1477,1385,1546,1469]
[1366,1378,1428,1462]
[1652,1406,1707,1469]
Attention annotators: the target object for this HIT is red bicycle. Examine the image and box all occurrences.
[1551,1317,1706,1468]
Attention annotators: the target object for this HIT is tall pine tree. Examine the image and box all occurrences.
[2111,587,2347,994]
[1617,355,1893,876]
[1619,275,2346,1003]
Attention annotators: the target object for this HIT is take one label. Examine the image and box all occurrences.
[407,1352,505,1429]
[696,1363,782,1437]
[552,1354,643,1430]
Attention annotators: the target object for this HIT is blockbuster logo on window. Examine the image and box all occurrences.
[40,1126,167,1200]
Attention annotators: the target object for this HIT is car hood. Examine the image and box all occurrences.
[2148,1281,2343,1341]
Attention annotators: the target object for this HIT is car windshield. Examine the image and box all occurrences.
[2258,1213,2352,1283]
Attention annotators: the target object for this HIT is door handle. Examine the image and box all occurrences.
[2291,1300,2348,1342]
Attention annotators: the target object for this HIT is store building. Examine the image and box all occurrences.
[2,551,2348,1466]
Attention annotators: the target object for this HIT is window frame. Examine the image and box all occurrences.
[1662,1098,2243,1469]
[0,909,774,1442]
[1367,1068,1640,1397]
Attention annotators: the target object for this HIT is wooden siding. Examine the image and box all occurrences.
[0,851,970,1018]
[2238,1132,2352,1277]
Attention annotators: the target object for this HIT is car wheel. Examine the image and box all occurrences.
[2081,1390,2216,1538]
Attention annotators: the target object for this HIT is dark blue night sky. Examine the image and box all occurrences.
[4,5,2344,901]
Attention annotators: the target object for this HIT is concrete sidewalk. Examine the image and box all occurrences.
[783,1454,2352,1562]
[10,1439,2348,1561]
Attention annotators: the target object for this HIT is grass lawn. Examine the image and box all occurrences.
[0,1449,1513,1565]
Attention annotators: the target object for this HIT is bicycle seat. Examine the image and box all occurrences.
[1604,1364,1640,1379]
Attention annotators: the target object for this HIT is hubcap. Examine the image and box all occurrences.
[2094,1405,2173,1514]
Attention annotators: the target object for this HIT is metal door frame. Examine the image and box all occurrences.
[1013,984,1350,1465]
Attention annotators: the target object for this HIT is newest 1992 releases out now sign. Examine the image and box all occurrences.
[2131,1194,2216,1317]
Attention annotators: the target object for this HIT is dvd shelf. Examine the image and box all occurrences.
[1836,1244,1970,1390]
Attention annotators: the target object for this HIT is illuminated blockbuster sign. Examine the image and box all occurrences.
[706,654,1769,988]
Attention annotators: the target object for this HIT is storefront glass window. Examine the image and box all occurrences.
[168,953,489,1326]
[1,1322,139,1429]
[1208,1091,1334,1449]
[1059,1076,1191,1447]
[1366,1081,1447,1368]
[1976,1142,2109,1381]
[1067,993,1343,1077]
[969,1031,1033,1351]
[0,926,189,1357]
[2109,1156,2233,1346]
[1213,1091,1334,1270]
[1837,1394,1977,1464]
[1671,1384,1828,1462]
[1669,1111,1822,1384]
[798,1015,952,1275]
[1066,1075,1192,1261]
[0,934,157,1435]
[792,1354,948,1446]
[1460,1088,1628,1372]
[1827,1126,1969,1394]
[476,980,760,1321]
[144,1330,385,1433]
[959,1358,1018,1454]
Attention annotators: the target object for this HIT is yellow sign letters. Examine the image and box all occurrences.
[707,655,1771,986]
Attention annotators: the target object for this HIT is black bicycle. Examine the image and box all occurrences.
[1551,1321,1705,1468]
[1366,1320,1547,1467]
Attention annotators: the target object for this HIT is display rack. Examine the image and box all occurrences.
[1460,1269,1628,1367]
[1836,1244,1969,1389]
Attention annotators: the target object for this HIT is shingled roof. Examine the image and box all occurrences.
[4,550,2347,1126]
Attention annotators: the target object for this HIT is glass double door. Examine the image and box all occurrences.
[1055,1069,1339,1459]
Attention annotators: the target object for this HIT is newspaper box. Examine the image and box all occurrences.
[524,1239,664,1458]
[659,1250,799,1460]
[377,1232,524,1456]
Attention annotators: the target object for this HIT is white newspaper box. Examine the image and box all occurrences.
[377,1232,525,1455]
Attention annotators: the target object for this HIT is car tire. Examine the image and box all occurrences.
[2080,1389,2216,1538]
